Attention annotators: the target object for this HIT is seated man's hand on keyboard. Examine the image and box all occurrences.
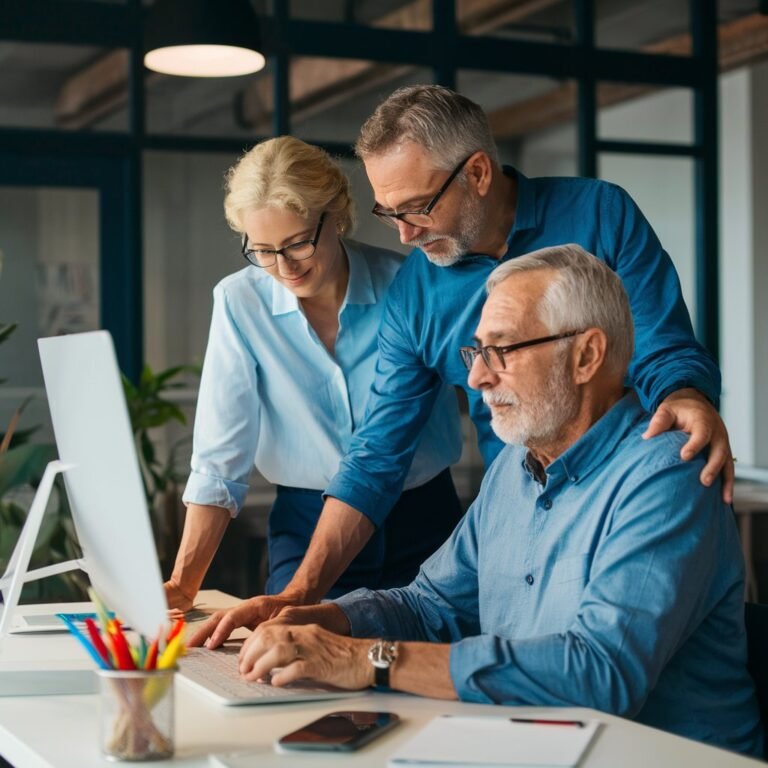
[238,622,374,690]
[188,593,310,649]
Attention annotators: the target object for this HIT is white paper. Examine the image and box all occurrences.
[388,715,600,768]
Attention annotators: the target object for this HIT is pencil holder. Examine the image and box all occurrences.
[97,668,175,762]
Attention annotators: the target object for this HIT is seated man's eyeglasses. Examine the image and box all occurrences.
[371,154,474,229]
[460,330,584,372]
[242,213,326,268]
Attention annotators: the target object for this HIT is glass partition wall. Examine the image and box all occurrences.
[0,0,726,594]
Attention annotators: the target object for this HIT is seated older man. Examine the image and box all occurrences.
[232,245,762,756]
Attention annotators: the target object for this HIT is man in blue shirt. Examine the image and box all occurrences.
[231,246,761,756]
[192,85,735,646]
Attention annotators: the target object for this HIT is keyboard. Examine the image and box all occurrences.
[177,645,364,706]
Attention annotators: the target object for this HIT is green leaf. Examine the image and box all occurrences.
[140,430,157,466]
[0,444,57,497]
[0,426,40,449]
[0,323,18,345]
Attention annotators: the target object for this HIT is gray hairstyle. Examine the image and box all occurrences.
[355,85,499,169]
[486,244,635,375]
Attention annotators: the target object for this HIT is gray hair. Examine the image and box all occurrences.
[355,85,499,169]
[486,244,635,375]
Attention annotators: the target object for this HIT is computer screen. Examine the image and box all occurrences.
[34,330,167,638]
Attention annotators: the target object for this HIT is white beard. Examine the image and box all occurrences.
[483,353,578,447]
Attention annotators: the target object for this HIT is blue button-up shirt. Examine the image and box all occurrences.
[326,169,721,526]
[183,239,462,513]
[336,392,762,756]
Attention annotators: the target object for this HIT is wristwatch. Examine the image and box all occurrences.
[367,639,398,687]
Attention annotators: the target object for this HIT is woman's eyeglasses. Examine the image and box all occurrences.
[242,213,326,268]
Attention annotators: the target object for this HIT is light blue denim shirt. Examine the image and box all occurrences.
[336,392,762,757]
[326,170,721,527]
[183,239,462,514]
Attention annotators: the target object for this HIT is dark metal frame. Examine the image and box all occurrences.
[0,0,721,376]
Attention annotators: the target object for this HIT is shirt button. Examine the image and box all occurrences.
[541,497,552,510]
[525,574,534,585]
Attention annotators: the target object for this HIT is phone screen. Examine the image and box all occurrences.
[277,710,400,752]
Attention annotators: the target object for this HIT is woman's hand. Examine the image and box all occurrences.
[164,579,195,612]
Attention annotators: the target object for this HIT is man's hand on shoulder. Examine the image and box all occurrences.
[643,387,734,504]
[187,590,313,648]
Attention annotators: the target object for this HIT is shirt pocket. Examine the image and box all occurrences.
[551,553,590,584]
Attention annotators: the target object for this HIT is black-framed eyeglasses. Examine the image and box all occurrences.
[459,330,585,372]
[371,154,474,229]
[241,213,326,268]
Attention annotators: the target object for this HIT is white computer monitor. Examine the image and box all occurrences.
[0,331,167,639]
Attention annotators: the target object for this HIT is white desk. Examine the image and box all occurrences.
[0,592,763,768]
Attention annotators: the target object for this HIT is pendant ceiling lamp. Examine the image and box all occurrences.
[144,0,266,78]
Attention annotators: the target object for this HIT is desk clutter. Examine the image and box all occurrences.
[58,588,186,761]
[209,714,601,768]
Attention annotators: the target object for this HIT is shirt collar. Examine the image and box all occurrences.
[549,390,647,486]
[270,238,376,316]
[456,165,539,264]
[502,165,538,237]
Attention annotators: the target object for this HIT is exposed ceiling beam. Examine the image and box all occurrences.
[488,13,768,140]
[56,0,561,131]
[240,0,561,130]
[55,6,768,136]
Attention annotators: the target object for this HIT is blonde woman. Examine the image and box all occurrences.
[164,137,463,610]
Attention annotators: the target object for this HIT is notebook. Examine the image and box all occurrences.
[387,715,600,768]
[178,645,365,706]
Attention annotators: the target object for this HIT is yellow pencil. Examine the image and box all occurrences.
[157,631,185,670]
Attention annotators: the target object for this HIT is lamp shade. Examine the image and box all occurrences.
[144,0,265,77]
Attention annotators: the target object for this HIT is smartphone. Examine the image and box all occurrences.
[276,710,400,752]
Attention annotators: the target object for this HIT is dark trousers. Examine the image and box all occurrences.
[265,468,463,598]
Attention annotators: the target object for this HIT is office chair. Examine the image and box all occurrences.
[745,602,768,759]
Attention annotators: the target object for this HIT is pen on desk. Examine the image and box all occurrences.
[510,718,585,727]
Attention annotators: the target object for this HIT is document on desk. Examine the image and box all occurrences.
[388,716,600,768]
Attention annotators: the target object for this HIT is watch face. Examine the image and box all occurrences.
[368,640,397,668]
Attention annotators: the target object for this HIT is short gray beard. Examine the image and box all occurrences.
[484,350,579,448]
[407,186,485,267]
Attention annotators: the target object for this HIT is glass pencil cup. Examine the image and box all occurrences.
[97,668,176,762]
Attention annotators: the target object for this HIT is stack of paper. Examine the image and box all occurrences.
[388,715,600,768]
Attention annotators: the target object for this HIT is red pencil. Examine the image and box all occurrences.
[166,618,185,644]
[84,618,112,668]
[144,638,159,670]
[108,620,136,670]
[510,718,585,727]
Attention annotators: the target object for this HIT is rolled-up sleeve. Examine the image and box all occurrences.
[182,284,260,516]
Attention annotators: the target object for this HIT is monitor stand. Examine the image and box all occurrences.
[0,460,87,637]
[0,459,98,696]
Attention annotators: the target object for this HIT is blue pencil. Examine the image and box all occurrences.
[56,613,110,670]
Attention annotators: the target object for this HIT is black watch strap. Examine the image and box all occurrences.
[374,664,390,687]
